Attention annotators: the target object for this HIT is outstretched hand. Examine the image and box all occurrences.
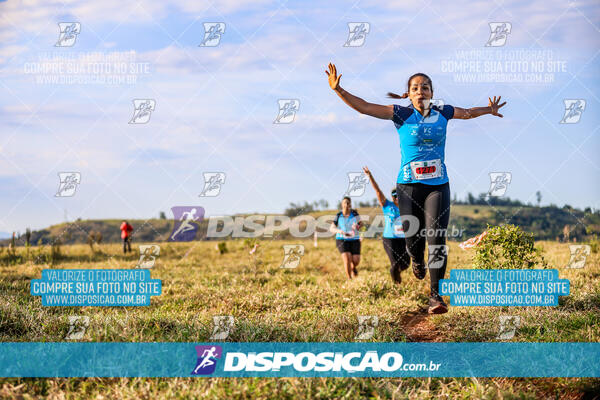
[325,63,342,90]
[489,96,506,118]
[362,166,372,177]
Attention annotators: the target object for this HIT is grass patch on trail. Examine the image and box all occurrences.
[0,240,599,398]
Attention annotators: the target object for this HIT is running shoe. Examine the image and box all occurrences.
[428,295,448,314]
[412,259,427,280]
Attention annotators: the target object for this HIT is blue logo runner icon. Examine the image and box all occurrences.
[192,345,222,375]
[169,206,204,242]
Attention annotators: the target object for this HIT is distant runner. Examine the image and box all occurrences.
[363,166,410,284]
[330,196,363,279]
[120,220,133,254]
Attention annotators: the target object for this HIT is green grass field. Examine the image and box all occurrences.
[0,240,599,399]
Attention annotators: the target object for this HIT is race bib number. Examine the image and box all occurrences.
[393,223,404,236]
[392,217,404,236]
[410,159,442,180]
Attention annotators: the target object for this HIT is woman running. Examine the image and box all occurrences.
[329,196,363,279]
[326,63,505,313]
[362,166,410,284]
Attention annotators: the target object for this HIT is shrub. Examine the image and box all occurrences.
[32,239,46,264]
[217,242,228,255]
[7,233,16,261]
[50,238,62,265]
[87,231,102,252]
[243,238,258,251]
[243,238,261,270]
[25,228,31,260]
[587,235,599,254]
[474,224,547,269]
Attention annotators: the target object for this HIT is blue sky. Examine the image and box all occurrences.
[0,0,599,233]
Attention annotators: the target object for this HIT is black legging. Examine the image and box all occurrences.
[395,182,450,297]
[382,237,410,283]
[123,237,132,253]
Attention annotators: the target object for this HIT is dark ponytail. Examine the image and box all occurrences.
[386,92,408,99]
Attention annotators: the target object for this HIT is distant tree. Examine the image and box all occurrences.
[284,202,315,217]
[50,238,62,265]
[25,228,31,247]
[478,193,488,205]
[511,198,523,207]
[356,198,378,208]
[467,193,476,205]
[159,211,167,220]
[8,232,16,259]
[25,228,32,259]
[536,191,542,207]
[283,199,332,216]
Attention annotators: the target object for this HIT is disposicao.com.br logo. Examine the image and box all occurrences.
[191,347,441,376]
[192,345,222,375]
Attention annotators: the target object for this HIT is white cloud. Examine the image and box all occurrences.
[173,0,273,15]
[0,44,28,63]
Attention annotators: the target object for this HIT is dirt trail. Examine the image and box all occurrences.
[401,309,445,342]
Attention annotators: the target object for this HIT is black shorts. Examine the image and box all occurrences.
[382,237,410,271]
[336,239,361,255]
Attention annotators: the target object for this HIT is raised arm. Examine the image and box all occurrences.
[362,166,386,207]
[326,63,393,120]
[453,96,506,119]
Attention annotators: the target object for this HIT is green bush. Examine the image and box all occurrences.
[32,239,47,264]
[587,235,599,254]
[217,242,228,255]
[474,224,547,269]
[243,238,258,250]
[50,238,62,265]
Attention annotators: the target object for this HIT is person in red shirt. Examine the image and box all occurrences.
[120,220,133,254]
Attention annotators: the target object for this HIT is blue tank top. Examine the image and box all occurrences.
[382,199,405,239]
[392,103,454,185]
[334,210,360,240]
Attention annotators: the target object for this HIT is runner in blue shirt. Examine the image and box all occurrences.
[326,63,505,313]
[329,196,362,279]
[363,166,409,284]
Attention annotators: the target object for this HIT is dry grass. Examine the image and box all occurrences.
[0,239,599,399]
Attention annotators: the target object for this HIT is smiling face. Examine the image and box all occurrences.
[341,197,351,214]
[408,75,433,110]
